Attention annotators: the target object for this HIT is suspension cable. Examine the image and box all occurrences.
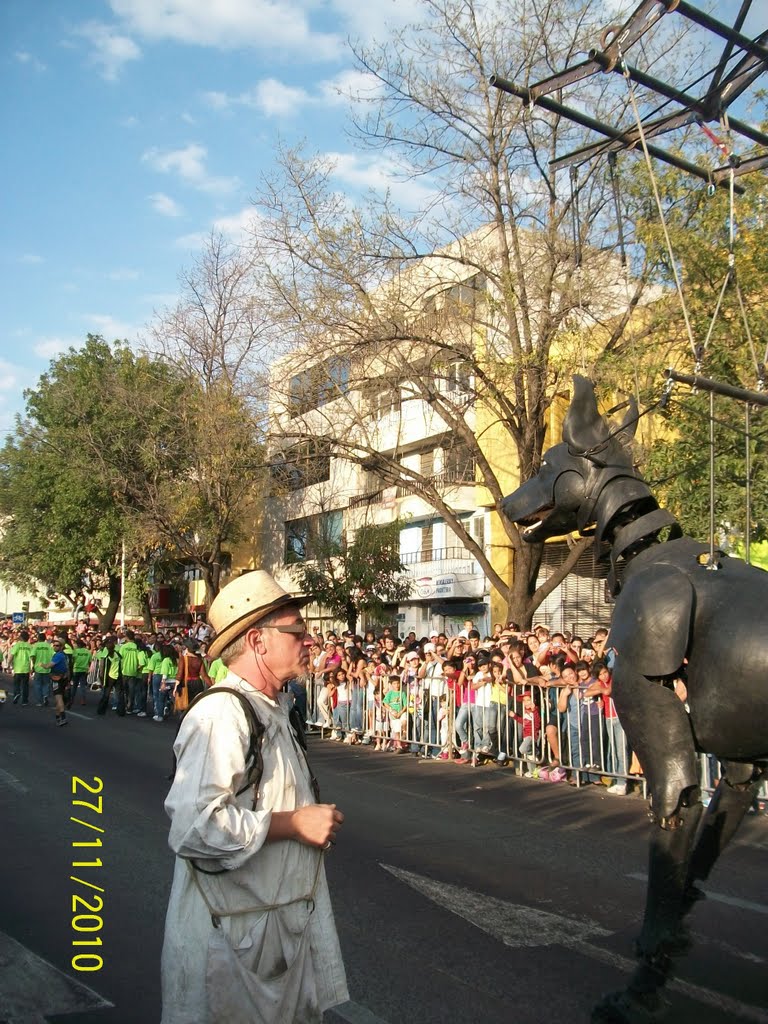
[708,389,717,568]
[608,152,627,267]
[619,52,698,361]
[745,401,752,565]
[569,166,582,269]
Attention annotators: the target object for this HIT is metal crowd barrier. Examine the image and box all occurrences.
[297,673,768,808]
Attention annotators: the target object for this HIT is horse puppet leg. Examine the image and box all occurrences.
[593,673,702,1023]
[686,761,766,900]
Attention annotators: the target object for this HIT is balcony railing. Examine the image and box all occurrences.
[400,546,479,566]
[396,470,477,498]
[349,489,385,509]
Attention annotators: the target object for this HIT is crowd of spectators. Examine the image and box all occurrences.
[0,616,224,727]
[298,619,639,793]
[1,614,764,809]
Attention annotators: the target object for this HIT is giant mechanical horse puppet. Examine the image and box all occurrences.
[502,376,767,1023]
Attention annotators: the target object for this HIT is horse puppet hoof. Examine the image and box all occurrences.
[592,989,664,1024]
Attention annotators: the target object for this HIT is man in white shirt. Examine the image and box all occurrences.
[161,571,348,1024]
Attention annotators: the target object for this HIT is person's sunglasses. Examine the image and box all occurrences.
[260,624,307,635]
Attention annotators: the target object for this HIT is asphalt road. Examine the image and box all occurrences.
[0,686,766,1024]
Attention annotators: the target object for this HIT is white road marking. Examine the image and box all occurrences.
[0,930,112,1019]
[627,872,768,915]
[383,864,768,1023]
[0,768,28,794]
[66,710,92,721]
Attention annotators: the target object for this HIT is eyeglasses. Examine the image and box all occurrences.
[259,624,307,635]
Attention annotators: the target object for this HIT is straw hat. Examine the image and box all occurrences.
[207,571,309,659]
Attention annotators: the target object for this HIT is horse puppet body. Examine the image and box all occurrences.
[501,376,767,1022]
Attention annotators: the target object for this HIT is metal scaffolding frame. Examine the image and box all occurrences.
[490,0,768,190]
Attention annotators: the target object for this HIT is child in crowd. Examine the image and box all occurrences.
[509,690,542,776]
[159,644,178,718]
[383,674,408,752]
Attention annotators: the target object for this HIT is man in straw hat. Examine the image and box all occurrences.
[161,570,348,1024]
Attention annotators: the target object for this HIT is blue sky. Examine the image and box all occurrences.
[1,0,763,440]
[0,0,424,438]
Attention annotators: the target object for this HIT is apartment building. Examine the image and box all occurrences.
[264,224,645,637]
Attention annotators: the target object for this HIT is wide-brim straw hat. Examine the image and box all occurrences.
[207,570,310,659]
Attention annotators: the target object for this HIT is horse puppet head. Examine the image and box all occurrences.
[502,376,655,546]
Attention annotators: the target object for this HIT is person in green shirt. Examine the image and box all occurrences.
[118,630,144,715]
[96,636,125,716]
[157,644,178,720]
[10,629,34,704]
[30,633,55,707]
[206,656,228,684]
[145,644,164,721]
[69,638,93,706]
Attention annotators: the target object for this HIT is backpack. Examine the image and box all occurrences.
[168,686,320,802]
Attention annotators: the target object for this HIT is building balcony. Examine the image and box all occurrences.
[400,546,481,577]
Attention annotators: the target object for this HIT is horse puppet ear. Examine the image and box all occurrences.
[612,394,639,444]
[562,376,609,454]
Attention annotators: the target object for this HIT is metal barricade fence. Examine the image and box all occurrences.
[299,670,768,807]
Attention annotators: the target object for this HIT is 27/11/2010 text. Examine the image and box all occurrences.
[70,776,105,972]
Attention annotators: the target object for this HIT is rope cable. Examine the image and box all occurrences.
[569,166,582,269]
[608,152,627,266]
[619,54,698,361]
[745,401,752,564]
[708,389,716,566]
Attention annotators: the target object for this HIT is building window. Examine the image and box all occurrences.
[469,514,485,550]
[288,356,350,416]
[442,443,476,483]
[285,510,343,564]
[421,523,434,561]
[271,439,332,492]
[444,360,472,395]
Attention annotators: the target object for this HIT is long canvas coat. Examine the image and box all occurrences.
[161,676,348,1024]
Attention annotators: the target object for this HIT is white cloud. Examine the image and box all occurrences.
[108,0,341,59]
[18,253,43,265]
[120,115,140,127]
[76,21,142,80]
[33,337,75,359]
[201,90,231,110]
[149,192,184,217]
[327,0,424,42]
[0,359,21,393]
[107,268,141,281]
[14,51,47,72]
[142,143,240,194]
[326,151,439,211]
[173,205,261,251]
[82,314,140,341]
[318,69,383,105]
[252,79,309,118]
[202,69,381,119]
[201,80,308,117]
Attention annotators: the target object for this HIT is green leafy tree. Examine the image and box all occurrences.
[40,336,266,605]
[288,518,412,633]
[625,170,768,549]
[0,426,126,626]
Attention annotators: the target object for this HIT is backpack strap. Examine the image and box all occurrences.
[171,686,320,801]
[185,686,266,797]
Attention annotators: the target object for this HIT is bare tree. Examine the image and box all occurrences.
[250,0,697,624]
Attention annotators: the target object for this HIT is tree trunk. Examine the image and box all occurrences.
[345,598,358,635]
[97,574,122,632]
[141,592,154,632]
[506,543,544,629]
